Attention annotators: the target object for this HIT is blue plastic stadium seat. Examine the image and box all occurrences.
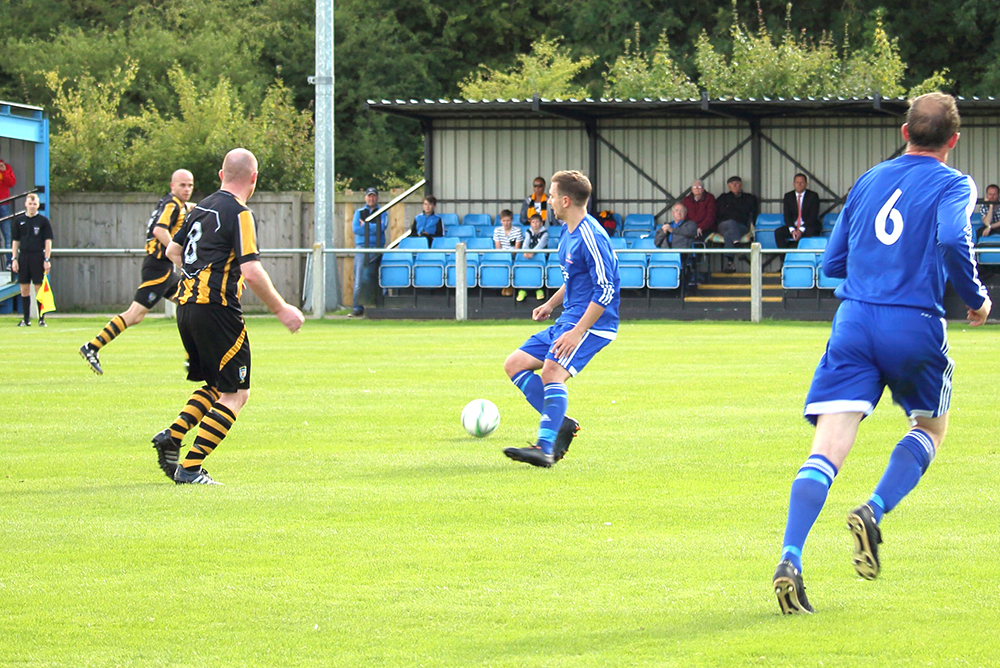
[623,213,655,234]
[781,237,826,289]
[378,237,429,289]
[412,251,447,288]
[647,252,682,289]
[755,213,783,231]
[463,213,492,227]
[977,236,1000,264]
[821,212,840,237]
[512,264,544,289]
[447,225,476,239]
[817,266,845,290]
[439,213,459,229]
[545,263,564,288]
[609,237,628,251]
[548,224,564,239]
[970,212,983,234]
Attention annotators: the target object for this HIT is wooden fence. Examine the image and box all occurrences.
[47,190,423,311]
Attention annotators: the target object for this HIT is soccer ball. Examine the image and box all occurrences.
[461,399,500,438]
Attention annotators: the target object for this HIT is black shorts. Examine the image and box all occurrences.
[134,258,179,309]
[177,303,251,393]
[17,251,44,285]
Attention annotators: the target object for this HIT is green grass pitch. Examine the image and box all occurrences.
[3,315,999,667]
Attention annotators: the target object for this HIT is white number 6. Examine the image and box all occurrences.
[875,189,904,245]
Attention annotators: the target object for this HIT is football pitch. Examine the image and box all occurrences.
[3,316,998,667]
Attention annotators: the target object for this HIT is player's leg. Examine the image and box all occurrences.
[536,359,572,457]
[81,268,172,372]
[776,301,881,613]
[152,383,221,479]
[779,411,862,575]
[848,308,954,578]
[176,389,248,484]
[174,307,250,485]
[504,348,545,413]
[18,280,31,325]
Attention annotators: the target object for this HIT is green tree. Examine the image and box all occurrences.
[603,26,699,99]
[45,62,313,192]
[459,36,596,99]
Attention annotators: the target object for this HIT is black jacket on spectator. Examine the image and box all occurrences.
[716,192,758,227]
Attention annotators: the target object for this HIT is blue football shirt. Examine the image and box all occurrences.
[824,154,987,315]
[556,215,621,337]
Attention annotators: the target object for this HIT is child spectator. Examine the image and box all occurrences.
[517,213,548,302]
[493,209,523,296]
[411,196,443,240]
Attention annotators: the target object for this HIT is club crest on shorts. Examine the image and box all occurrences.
[239,366,248,381]
[148,291,157,302]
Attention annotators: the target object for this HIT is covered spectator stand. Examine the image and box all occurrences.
[363,95,1000,321]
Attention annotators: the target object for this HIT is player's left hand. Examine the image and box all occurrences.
[278,303,305,333]
[550,328,583,359]
[968,296,991,327]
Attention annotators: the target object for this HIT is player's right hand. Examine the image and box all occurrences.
[968,295,991,327]
[278,304,305,333]
[532,303,552,322]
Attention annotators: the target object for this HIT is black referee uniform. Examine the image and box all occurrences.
[12,212,52,286]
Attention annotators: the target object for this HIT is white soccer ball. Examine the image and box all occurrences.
[461,399,500,438]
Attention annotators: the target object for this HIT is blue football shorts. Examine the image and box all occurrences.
[519,322,613,376]
[804,299,953,425]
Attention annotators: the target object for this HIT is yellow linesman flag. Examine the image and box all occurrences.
[38,274,56,315]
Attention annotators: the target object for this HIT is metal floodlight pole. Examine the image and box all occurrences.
[312,0,336,316]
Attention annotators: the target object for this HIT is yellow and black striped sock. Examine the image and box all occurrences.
[180,404,236,470]
[168,385,221,442]
[89,315,128,350]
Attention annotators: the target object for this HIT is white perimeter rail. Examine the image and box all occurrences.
[28,246,996,323]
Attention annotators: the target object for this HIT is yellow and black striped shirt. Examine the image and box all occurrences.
[173,190,260,312]
[145,193,186,259]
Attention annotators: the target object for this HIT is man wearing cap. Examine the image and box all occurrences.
[350,187,388,317]
[715,176,759,272]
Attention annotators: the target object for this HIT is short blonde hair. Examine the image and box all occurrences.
[25,193,39,204]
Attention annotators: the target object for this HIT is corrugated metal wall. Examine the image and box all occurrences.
[598,118,749,218]
[429,115,1000,222]
[432,118,587,220]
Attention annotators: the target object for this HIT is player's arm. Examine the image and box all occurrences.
[241,260,304,333]
[938,176,990,324]
[153,226,173,250]
[821,203,850,278]
[532,285,564,322]
[165,240,183,268]
[10,239,18,270]
[43,237,52,271]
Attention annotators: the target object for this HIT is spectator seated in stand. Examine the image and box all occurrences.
[979,183,1000,238]
[654,202,698,249]
[493,208,523,297]
[712,175,759,273]
[778,173,821,249]
[517,213,549,302]
[410,196,443,240]
[681,179,717,244]
[519,176,549,226]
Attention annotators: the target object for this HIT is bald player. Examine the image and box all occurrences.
[152,149,304,484]
[80,169,195,374]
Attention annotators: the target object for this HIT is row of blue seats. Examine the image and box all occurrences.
[781,215,1000,289]
[379,237,683,291]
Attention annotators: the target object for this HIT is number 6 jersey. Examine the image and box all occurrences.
[172,189,261,313]
[824,154,988,316]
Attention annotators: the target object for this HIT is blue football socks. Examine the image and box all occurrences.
[511,369,544,413]
[868,429,935,523]
[781,454,839,573]
[537,382,568,455]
